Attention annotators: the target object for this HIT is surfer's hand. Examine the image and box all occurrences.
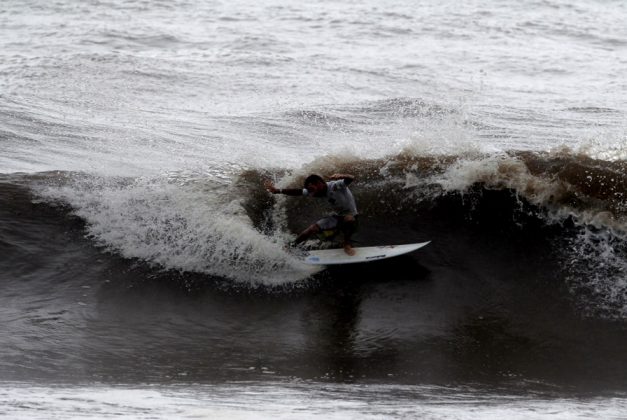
[264,180,279,194]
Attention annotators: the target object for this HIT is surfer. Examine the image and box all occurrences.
[264,174,358,256]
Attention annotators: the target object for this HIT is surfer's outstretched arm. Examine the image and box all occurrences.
[264,180,303,196]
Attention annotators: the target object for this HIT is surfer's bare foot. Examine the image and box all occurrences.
[343,243,356,256]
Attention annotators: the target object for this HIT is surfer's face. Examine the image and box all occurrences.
[306,180,326,197]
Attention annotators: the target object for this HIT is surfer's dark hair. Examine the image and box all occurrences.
[304,174,324,187]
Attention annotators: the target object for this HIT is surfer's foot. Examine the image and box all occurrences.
[343,242,356,256]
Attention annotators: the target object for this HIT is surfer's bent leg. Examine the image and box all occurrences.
[295,217,337,245]
[294,223,321,245]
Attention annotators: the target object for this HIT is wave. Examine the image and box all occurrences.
[2,148,626,318]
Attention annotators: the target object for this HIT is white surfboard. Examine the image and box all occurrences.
[304,241,430,265]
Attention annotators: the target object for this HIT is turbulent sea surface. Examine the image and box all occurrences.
[1,0,627,418]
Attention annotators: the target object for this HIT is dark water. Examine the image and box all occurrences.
[2,150,626,394]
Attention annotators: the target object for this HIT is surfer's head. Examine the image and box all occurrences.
[304,174,326,196]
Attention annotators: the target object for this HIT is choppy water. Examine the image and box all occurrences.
[1,0,627,417]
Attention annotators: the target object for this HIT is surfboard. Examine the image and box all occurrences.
[303,241,430,265]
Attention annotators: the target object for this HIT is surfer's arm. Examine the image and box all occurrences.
[264,180,304,196]
[328,174,355,186]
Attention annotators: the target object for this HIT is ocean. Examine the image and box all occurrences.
[1,0,626,418]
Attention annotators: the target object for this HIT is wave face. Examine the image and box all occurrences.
[1,148,625,320]
[3,149,627,391]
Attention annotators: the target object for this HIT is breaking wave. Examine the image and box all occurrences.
[2,147,626,317]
